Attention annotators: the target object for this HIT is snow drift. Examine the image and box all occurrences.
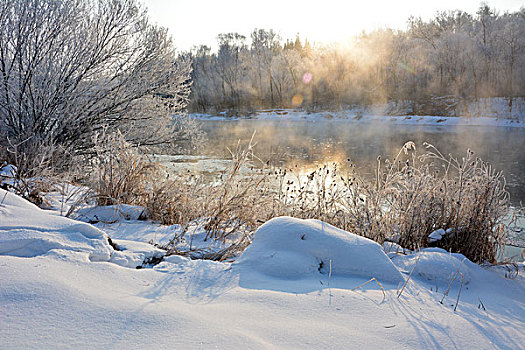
[237,216,404,283]
[1,190,525,349]
[0,189,163,268]
[393,248,475,285]
[0,189,112,260]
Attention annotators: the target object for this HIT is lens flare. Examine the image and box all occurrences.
[302,72,313,84]
[292,94,304,106]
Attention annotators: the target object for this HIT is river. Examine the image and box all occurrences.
[172,118,525,260]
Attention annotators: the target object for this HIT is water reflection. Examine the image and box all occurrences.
[171,119,525,261]
[193,120,525,206]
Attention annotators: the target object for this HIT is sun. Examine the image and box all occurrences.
[143,0,524,51]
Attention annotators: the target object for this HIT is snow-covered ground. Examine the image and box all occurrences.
[192,98,525,127]
[1,189,524,349]
[193,110,525,128]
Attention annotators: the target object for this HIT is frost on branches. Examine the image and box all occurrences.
[0,0,196,174]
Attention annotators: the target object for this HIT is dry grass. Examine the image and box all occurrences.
[1,131,513,264]
[272,142,509,263]
[89,131,276,260]
[90,130,161,206]
[88,134,510,263]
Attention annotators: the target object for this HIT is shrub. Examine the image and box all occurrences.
[90,130,160,206]
[146,137,276,253]
[274,142,509,263]
[87,137,510,263]
[0,0,195,176]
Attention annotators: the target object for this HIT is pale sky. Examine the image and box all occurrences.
[142,0,524,51]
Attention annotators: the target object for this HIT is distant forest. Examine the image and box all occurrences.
[182,5,525,116]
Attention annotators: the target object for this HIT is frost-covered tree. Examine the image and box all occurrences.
[186,45,217,112]
[251,29,281,107]
[186,6,525,115]
[0,0,195,174]
[215,33,247,110]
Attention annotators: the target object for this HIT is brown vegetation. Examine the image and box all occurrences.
[89,133,509,263]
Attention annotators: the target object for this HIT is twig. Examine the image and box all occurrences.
[0,189,8,206]
[352,277,386,301]
[440,257,465,304]
[454,273,464,312]
[328,259,332,306]
[397,253,421,298]
[478,297,487,311]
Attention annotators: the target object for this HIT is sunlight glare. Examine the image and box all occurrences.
[143,0,524,51]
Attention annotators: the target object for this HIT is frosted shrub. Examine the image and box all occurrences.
[91,130,160,206]
[87,136,509,263]
[274,142,509,263]
[392,143,509,262]
[0,0,195,176]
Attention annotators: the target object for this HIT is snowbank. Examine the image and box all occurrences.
[0,189,163,268]
[393,248,475,286]
[237,216,404,284]
[192,103,525,127]
[1,190,525,349]
[0,189,112,261]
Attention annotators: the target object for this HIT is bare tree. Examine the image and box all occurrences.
[185,6,525,116]
[215,33,247,110]
[251,29,280,107]
[0,0,195,174]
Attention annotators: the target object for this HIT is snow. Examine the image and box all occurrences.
[0,189,111,262]
[92,218,247,259]
[76,204,147,223]
[0,162,16,178]
[192,97,525,126]
[393,248,473,286]
[192,105,525,128]
[92,220,178,246]
[237,216,403,283]
[108,239,165,269]
[38,183,91,215]
[428,228,446,243]
[0,189,164,268]
[382,241,411,258]
[2,190,525,349]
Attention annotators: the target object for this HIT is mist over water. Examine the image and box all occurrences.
[189,119,525,206]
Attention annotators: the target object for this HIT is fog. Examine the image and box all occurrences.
[183,120,525,205]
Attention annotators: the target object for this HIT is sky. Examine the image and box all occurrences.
[142,0,524,51]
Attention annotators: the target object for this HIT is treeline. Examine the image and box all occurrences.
[183,5,525,115]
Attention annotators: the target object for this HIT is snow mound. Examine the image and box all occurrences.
[0,189,163,268]
[109,239,165,268]
[393,248,474,285]
[0,187,39,211]
[237,217,404,283]
[1,189,112,261]
[0,189,105,237]
[76,204,146,223]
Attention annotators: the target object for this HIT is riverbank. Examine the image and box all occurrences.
[1,189,524,349]
[192,109,525,128]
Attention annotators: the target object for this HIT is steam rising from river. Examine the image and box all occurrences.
[176,119,525,205]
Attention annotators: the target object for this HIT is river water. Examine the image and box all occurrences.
[174,119,525,260]
[196,120,524,203]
